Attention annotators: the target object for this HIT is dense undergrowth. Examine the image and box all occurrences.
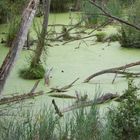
[0,80,140,140]
[19,63,45,79]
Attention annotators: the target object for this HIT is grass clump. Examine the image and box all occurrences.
[108,80,140,140]
[19,63,45,79]
[6,18,20,47]
[68,106,102,140]
[0,108,58,140]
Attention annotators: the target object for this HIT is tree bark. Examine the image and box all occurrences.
[31,0,51,67]
[0,0,39,95]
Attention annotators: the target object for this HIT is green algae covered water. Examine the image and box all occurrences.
[0,13,140,111]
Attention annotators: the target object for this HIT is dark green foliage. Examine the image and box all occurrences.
[96,32,106,42]
[0,0,27,24]
[82,0,122,26]
[0,1,10,24]
[119,0,140,48]
[50,0,74,13]
[19,63,45,79]
[108,80,140,140]
[108,34,120,42]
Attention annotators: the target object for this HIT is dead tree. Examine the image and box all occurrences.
[30,0,51,68]
[0,0,39,95]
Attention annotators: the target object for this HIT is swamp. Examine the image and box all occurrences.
[0,0,140,140]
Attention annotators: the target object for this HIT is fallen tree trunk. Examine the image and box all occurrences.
[52,93,119,116]
[84,61,140,83]
[0,0,39,95]
[0,91,44,105]
[0,80,42,105]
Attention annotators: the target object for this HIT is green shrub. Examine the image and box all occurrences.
[0,1,10,24]
[108,80,140,140]
[0,0,27,24]
[119,0,140,48]
[19,63,45,79]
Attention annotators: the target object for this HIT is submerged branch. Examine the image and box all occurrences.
[0,91,44,105]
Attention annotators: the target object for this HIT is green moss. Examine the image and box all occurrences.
[19,64,45,79]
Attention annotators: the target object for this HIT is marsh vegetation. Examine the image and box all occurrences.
[0,0,140,139]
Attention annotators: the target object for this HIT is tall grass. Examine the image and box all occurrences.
[1,81,140,140]
[6,18,20,47]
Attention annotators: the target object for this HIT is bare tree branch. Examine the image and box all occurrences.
[84,61,140,83]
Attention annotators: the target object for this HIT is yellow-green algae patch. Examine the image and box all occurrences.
[0,13,140,111]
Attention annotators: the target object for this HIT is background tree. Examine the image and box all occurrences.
[20,0,51,79]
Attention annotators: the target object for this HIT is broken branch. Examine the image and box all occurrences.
[48,77,80,93]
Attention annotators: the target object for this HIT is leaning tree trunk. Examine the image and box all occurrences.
[0,0,39,95]
[31,0,51,68]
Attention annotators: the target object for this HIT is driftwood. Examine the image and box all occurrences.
[48,78,79,93]
[84,61,140,83]
[49,94,76,99]
[52,93,119,117]
[0,80,42,105]
[89,0,140,31]
[0,91,44,105]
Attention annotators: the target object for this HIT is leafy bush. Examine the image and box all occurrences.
[119,0,140,48]
[108,80,140,140]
